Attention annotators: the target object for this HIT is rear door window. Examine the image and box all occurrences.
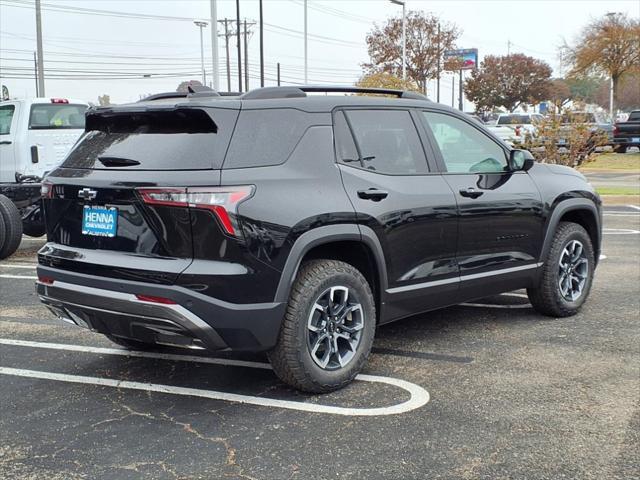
[61,107,238,170]
[341,109,428,175]
[29,103,87,129]
[0,105,15,135]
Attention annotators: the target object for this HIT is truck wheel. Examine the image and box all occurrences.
[613,145,627,154]
[268,259,376,393]
[528,222,595,317]
[0,195,23,260]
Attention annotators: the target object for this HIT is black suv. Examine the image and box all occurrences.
[37,86,602,392]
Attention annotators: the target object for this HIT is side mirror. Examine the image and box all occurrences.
[510,149,535,171]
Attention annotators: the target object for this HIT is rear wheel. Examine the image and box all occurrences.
[0,195,23,260]
[613,145,627,154]
[528,222,595,317]
[268,259,376,393]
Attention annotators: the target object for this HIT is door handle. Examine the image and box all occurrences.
[459,187,483,199]
[0,141,11,145]
[357,188,388,201]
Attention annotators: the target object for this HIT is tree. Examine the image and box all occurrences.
[562,12,640,114]
[176,80,203,92]
[593,70,640,112]
[565,76,604,104]
[363,11,460,93]
[547,78,572,110]
[356,72,421,93]
[97,94,111,106]
[464,54,552,112]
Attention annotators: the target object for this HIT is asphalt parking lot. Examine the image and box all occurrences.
[1,206,639,480]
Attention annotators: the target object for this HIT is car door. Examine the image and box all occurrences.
[0,102,18,183]
[334,108,459,322]
[420,110,544,299]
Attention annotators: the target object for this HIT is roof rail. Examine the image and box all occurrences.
[240,85,429,101]
[139,85,229,102]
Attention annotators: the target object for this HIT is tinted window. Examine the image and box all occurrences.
[423,111,508,173]
[333,111,358,163]
[342,110,428,175]
[62,107,238,170]
[0,105,14,135]
[29,103,86,129]
[497,114,533,125]
[224,109,313,169]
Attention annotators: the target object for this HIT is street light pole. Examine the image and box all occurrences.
[210,0,219,91]
[304,0,308,84]
[35,0,45,96]
[194,21,208,86]
[390,1,406,81]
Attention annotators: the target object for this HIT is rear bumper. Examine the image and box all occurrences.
[36,265,286,352]
[612,137,640,146]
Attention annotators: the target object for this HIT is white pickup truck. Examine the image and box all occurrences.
[0,97,88,258]
[486,113,544,146]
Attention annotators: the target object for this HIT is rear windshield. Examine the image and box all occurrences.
[558,113,596,123]
[61,107,238,170]
[29,103,87,130]
[628,111,640,121]
[497,115,533,125]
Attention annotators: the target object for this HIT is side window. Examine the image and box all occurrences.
[224,108,313,169]
[0,105,15,135]
[333,111,358,163]
[342,109,428,175]
[422,111,508,173]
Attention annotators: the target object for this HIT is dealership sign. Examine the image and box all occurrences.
[443,49,478,70]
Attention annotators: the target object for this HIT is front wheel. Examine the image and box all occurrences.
[268,259,376,393]
[528,222,595,317]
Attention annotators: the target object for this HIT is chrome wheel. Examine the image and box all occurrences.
[307,286,364,370]
[558,239,589,302]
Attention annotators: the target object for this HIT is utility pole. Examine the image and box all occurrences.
[389,1,406,80]
[451,75,455,108]
[507,39,511,55]
[210,0,219,91]
[194,21,208,86]
[35,0,45,96]
[259,0,264,87]
[243,20,249,92]
[33,52,39,97]
[436,23,441,103]
[609,76,614,121]
[277,63,281,86]
[223,19,231,92]
[458,69,463,111]
[235,0,242,92]
[303,0,308,84]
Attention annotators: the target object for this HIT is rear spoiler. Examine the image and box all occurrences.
[85,107,218,134]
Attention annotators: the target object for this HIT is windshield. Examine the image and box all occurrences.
[497,115,534,125]
[29,103,87,130]
[559,113,596,123]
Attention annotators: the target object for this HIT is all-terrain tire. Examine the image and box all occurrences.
[268,259,376,393]
[0,194,23,260]
[528,222,595,317]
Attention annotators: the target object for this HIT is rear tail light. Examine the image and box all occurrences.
[41,181,53,199]
[515,126,522,136]
[135,294,177,304]
[38,275,54,285]
[613,125,619,136]
[138,185,254,236]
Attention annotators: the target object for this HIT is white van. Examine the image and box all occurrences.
[0,97,88,258]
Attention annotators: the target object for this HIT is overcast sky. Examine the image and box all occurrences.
[1,0,638,105]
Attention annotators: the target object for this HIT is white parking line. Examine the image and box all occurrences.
[0,274,37,280]
[603,228,640,235]
[0,339,430,416]
[0,264,37,269]
[628,205,640,211]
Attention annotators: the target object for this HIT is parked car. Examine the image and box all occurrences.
[613,110,640,153]
[486,113,544,145]
[36,86,602,392]
[0,97,88,258]
[554,112,612,150]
